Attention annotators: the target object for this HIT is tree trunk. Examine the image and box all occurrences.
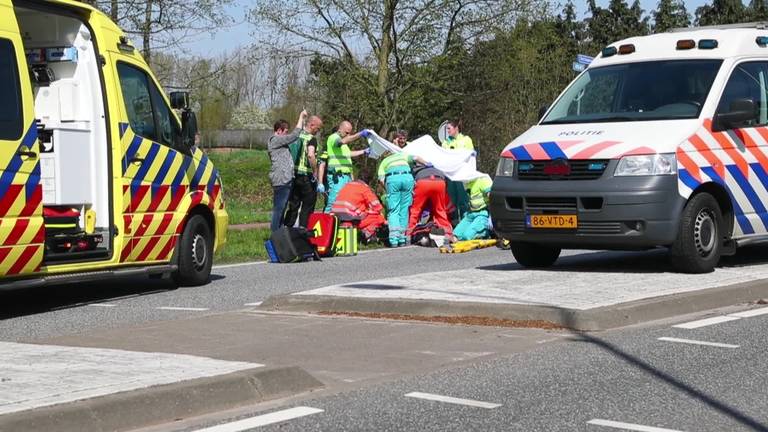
[110,0,118,20]
[377,0,396,136]
[142,0,153,64]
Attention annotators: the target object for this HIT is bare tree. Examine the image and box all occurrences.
[250,0,538,133]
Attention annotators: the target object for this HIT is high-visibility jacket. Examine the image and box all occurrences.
[377,153,414,181]
[294,131,315,175]
[331,180,383,218]
[327,132,353,174]
[467,175,493,211]
[442,133,474,151]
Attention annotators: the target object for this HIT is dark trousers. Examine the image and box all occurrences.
[271,181,293,232]
[284,174,317,228]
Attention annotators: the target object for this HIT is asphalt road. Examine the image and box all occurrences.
[0,246,514,341]
[177,305,768,432]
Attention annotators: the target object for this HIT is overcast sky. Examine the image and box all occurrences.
[185,0,713,57]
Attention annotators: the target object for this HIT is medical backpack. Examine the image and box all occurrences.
[267,227,319,263]
[307,212,338,257]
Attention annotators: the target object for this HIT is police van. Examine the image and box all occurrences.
[490,24,768,273]
[0,0,227,288]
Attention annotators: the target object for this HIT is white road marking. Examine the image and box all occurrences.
[728,306,768,318]
[214,261,267,270]
[192,407,323,431]
[587,418,685,431]
[88,303,117,307]
[405,392,501,409]
[658,337,739,349]
[244,302,263,307]
[157,307,209,312]
[672,316,740,329]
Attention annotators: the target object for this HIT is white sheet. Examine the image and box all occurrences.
[366,131,486,182]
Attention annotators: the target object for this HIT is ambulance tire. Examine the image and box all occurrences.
[669,192,722,274]
[173,214,213,286]
[511,242,561,268]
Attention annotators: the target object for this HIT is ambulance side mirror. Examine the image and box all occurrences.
[714,98,756,131]
[169,91,189,110]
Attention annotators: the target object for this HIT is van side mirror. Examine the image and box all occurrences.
[170,91,189,110]
[714,98,756,131]
[181,110,199,148]
[538,105,549,122]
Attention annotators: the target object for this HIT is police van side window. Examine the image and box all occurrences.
[0,38,23,141]
[117,63,157,141]
[717,62,768,127]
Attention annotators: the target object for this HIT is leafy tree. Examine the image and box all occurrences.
[250,0,540,136]
[652,0,690,32]
[748,0,768,20]
[557,0,586,56]
[695,0,748,25]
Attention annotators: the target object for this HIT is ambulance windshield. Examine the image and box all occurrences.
[542,60,722,124]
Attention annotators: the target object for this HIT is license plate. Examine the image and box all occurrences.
[526,214,578,229]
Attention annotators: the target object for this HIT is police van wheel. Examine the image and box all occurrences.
[173,215,213,286]
[511,242,561,268]
[669,192,722,274]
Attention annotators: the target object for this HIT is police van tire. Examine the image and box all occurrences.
[511,242,561,268]
[669,192,722,274]
[173,214,213,286]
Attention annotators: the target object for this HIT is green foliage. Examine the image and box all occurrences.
[207,150,273,218]
[695,0,748,25]
[653,0,691,32]
[215,227,272,263]
[458,20,576,174]
[586,0,649,52]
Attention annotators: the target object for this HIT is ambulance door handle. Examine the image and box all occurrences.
[17,146,37,159]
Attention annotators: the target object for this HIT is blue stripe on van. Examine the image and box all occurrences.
[539,142,567,160]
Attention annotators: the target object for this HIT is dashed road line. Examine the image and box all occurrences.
[244,301,263,307]
[405,391,501,409]
[587,418,685,431]
[191,407,324,431]
[728,306,768,318]
[88,303,117,307]
[214,261,268,270]
[157,307,209,312]
[657,337,739,349]
[672,316,740,329]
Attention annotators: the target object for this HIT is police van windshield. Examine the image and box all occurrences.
[541,60,723,124]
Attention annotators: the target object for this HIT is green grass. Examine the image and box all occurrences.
[208,149,273,224]
[215,227,272,264]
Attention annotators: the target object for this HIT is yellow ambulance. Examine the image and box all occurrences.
[0,0,228,288]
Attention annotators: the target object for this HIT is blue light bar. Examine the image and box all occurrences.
[518,163,534,172]
[602,46,617,57]
[757,36,768,47]
[698,39,718,49]
[588,163,606,171]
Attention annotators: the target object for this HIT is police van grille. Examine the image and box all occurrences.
[525,197,578,209]
[517,160,608,180]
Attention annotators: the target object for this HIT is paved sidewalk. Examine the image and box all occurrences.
[0,342,261,415]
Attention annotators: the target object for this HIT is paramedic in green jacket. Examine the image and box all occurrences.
[441,119,474,221]
[378,152,428,247]
[324,120,370,212]
[453,174,493,241]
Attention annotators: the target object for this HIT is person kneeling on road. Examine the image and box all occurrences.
[330,168,387,243]
[452,174,493,241]
[407,164,453,240]
[377,151,428,247]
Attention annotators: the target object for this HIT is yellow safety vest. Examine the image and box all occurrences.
[326,132,353,174]
[442,133,474,151]
[467,176,493,211]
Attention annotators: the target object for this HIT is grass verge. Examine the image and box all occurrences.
[208,149,273,224]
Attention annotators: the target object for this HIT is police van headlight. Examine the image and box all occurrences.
[614,153,677,176]
[496,158,515,177]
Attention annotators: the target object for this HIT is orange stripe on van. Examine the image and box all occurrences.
[570,141,621,159]
[688,133,725,180]
[703,121,749,178]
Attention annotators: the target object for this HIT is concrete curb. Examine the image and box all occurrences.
[260,279,768,331]
[0,366,323,432]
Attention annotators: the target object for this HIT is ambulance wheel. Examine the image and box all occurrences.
[173,214,213,286]
[511,242,560,268]
[669,192,722,274]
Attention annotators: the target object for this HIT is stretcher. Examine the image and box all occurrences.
[439,239,497,253]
